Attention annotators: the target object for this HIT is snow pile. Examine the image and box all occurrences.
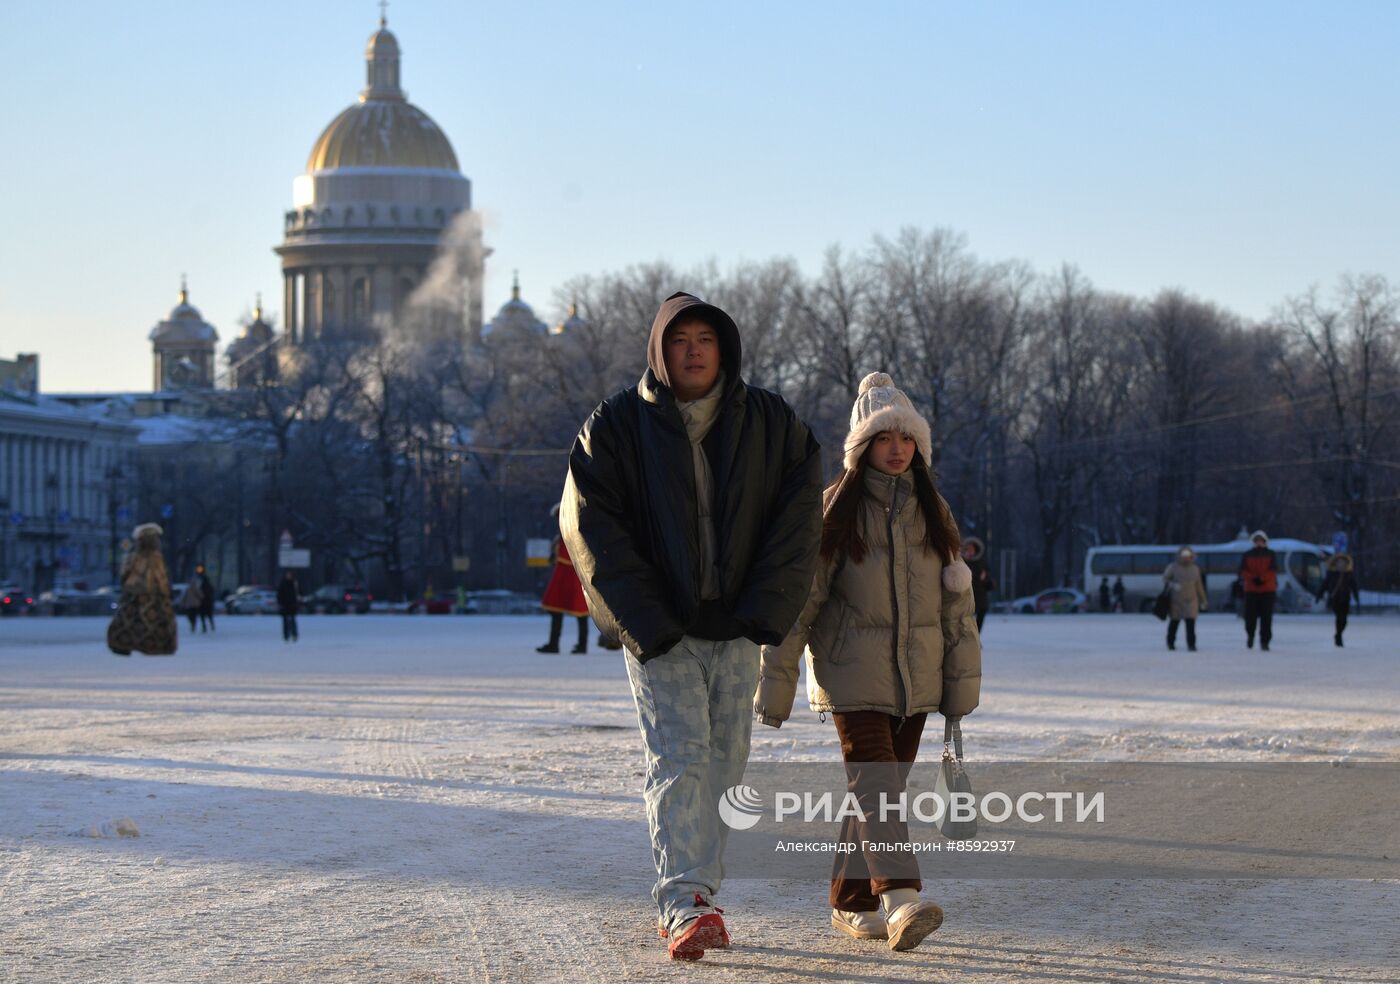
[73,817,140,839]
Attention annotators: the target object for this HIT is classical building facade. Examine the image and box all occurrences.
[275,17,485,344]
[0,370,139,590]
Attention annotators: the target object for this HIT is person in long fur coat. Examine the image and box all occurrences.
[107,523,178,656]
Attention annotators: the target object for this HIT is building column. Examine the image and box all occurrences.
[307,269,322,339]
[285,273,295,344]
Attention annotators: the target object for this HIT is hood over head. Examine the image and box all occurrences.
[646,292,742,395]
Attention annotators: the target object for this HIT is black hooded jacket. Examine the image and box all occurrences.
[561,292,823,661]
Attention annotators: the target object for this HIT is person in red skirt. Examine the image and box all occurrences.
[539,505,590,653]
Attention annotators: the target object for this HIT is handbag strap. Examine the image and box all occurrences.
[943,716,965,762]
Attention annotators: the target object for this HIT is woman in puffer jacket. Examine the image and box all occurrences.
[753,372,981,953]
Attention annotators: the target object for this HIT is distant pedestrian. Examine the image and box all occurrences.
[1162,547,1208,652]
[961,536,995,631]
[277,571,300,642]
[179,576,202,632]
[107,523,177,656]
[1098,577,1111,613]
[1317,552,1361,647]
[195,565,216,633]
[1239,530,1277,650]
[1111,576,1125,612]
[538,504,589,654]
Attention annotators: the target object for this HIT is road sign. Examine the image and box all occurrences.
[279,529,294,550]
[526,538,552,567]
[116,507,131,522]
[278,548,310,569]
[1332,532,1349,554]
[160,503,174,519]
[452,555,472,572]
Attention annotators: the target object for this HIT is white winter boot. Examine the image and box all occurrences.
[880,889,944,951]
[831,908,888,940]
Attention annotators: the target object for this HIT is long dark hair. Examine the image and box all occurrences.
[820,453,961,565]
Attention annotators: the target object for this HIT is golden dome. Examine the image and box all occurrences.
[307,101,459,171]
[305,20,460,173]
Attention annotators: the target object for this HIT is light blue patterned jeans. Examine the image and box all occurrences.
[624,634,760,930]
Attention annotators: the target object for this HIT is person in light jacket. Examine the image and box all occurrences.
[179,576,202,632]
[1162,546,1208,651]
[754,372,981,953]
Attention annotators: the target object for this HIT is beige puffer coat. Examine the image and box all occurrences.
[1163,559,1208,620]
[753,469,982,724]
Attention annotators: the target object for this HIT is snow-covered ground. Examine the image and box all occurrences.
[1,613,1396,982]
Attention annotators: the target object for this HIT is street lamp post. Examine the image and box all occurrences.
[106,465,124,585]
[44,472,58,592]
[0,496,9,584]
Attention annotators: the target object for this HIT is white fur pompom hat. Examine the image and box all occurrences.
[843,371,933,471]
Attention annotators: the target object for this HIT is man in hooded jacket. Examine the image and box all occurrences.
[561,291,823,959]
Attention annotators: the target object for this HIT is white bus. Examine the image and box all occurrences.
[1083,537,1329,614]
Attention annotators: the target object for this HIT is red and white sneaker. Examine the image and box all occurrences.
[662,894,730,960]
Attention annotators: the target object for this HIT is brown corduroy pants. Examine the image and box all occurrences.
[829,710,928,911]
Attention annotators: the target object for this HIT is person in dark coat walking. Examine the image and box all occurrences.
[195,565,216,632]
[1239,530,1277,650]
[561,291,823,960]
[1111,576,1126,612]
[960,536,995,631]
[1317,552,1361,647]
[1098,577,1111,613]
[277,571,300,642]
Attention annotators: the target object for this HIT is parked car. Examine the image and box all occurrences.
[91,585,122,613]
[406,596,455,615]
[226,589,280,615]
[224,584,274,615]
[1009,587,1089,614]
[307,584,372,614]
[465,589,541,615]
[1,585,35,615]
[34,588,112,616]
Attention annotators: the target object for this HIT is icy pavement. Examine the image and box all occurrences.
[1,613,1396,982]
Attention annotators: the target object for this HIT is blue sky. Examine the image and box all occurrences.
[3,0,1397,392]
